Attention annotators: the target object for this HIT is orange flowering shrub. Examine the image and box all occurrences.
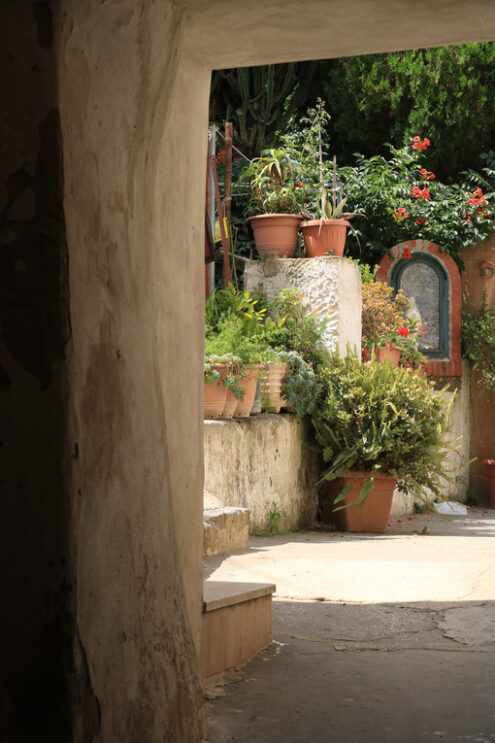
[361,282,409,346]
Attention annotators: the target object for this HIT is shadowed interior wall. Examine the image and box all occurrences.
[1,0,495,740]
[59,1,207,740]
[0,2,72,739]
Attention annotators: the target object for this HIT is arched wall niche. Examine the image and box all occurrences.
[376,240,462,376]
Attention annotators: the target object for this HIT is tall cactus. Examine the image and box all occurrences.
[210,63,319,158]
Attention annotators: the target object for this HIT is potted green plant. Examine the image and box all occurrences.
[312,355,461,532]
[361,281,409,365]
[280,99,361,257]
[244,148,303,259]
[203,360,229,419]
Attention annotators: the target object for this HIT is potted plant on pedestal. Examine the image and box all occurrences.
[244,148,303,258]
[312,355,461,532]
[279,99,361,257]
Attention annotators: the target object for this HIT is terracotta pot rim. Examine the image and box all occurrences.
[300,219,350,228]
[339,471,397,482]
[248,213,303,223]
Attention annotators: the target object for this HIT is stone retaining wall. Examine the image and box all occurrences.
[204,415,320,533]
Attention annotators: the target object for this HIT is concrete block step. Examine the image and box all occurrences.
[201,580,276,683]
[203,506,249,556]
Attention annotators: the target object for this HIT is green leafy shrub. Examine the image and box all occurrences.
[340,140,495,268]
[277,351,323,418]
[312,355,459,502]
[361,282,409,347]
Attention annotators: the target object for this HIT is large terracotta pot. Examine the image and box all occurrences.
[248,214,302,258]
[260,362,286,413]
[300,219,350,258]
[204,364,229,419]
[483,460,495,508]
[326,471,397,533]
[233,366,260,418]
[375,342,401,368]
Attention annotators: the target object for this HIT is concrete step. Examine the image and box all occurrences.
[201,580,276,683]
[203,506,250,556]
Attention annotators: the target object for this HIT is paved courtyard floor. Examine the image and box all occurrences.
[204,510,495,742]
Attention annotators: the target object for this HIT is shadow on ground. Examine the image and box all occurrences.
[206,598,495,743]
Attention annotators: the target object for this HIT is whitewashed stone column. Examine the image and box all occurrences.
[244,257,362,357]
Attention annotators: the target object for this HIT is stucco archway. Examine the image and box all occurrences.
[2,1,495,739]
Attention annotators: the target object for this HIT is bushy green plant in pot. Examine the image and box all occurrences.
[312,355,461,532]
[205,314,269,417]
[244,148,303,259]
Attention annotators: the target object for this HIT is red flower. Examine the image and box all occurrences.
[403,247,412,258]
[233,157,238,162]
[216,155,222,164]
[398,326,409,337]
[416,218,427,225]
[412,136,430,151]
[464,214,472,222]
[467,187,486,206]
[428,172,436,180]
[294,182,303,188]
[362,347,369,361]
[412,186,430,199]
[221,149,225,155]
[420,168,428,177]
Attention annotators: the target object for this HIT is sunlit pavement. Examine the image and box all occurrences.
[205,510,495,742]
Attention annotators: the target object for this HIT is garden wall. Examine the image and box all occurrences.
[390,366,471,515]
[204,415,320,533]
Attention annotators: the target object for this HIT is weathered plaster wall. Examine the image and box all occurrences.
[204,416,319,532]
[244,257,361,356]
[462,235,495,503]
[3,0,495,739]
[0,2,72,738]
[390,368,471,515]
[58,1,207,740]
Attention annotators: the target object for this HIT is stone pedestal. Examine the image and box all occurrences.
[244,256,362,357]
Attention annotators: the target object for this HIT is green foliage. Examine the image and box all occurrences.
[265,288,330,367]
[461,294,495,395]
[312,44,495,182]
[361,282,409,347]
[312,355,460,501]
[243,148,302,215]
[339,141,495,267]
[210,63,319,159]
[413,501,428,514]
[277,351,323,418]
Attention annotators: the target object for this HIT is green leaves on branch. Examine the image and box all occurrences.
[312,355,461,501]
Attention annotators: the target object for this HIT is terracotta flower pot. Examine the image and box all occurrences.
[261,362,286,413]
[375,342,401,368]
[204,364,229,419]
[233,366,260,418]
[483,460,495,508]
[221,388,238,419]
[251,376,262,415]
[248,214,302,258]
[300,219,350,258]
[325,471,397,533]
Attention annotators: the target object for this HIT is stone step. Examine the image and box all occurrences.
[203,506,250,556]
[201,580,276,683]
